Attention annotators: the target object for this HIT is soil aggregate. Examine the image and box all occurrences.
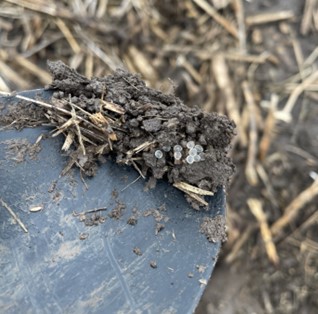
[48,61,234,207]
[200,216,227,243]
[108,202,126,220]
[0,60,235,209]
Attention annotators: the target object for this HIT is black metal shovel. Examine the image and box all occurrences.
[0,89,225,314]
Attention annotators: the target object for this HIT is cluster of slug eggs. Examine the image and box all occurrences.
[154,141,204,164]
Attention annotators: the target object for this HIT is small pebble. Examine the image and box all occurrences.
[174,151,182,160]
[195,145,204,153]
[150,260,157,269]
[155,150,163,159]
[186,141,195,149]
[173,145,183,152]
[189,148,198,156]
[186,155,194,164]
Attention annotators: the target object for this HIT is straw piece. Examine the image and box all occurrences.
[242,81,258,186]
[271,180,318,236]
[212,54,247,146]
[173,182,214,196]
[301,0,317,35]
[247,198,279,265]
[277,70,318,122]
[13,54,51,84]
[0,198,28,233]
[127,46,158,82]
[233,0,247,52]
[246,10,295,26]
[0,59,30,90]
[193,0,238,38]
[55,18,81,54]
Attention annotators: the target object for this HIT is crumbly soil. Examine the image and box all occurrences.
[1,60,235,210]
[200,216,227,243]
[48,61,235,200]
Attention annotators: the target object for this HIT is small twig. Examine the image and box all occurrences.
[242,81,258,186]
[247,198,279,265]
[173,181,214,196]
[0,198,28,233]
[55,18,81,54]
[69,99,86,155]
[277,70,318,122]
[233,0,247,53]
[193,0,238,38]
[246,10,295,26]
[16,95,107,136]
[301,0,317,35]
[121,175,142,192]
[73,207,107,217]
[213,54,247,147]
[271,180,318,236]
[131,160,146,179]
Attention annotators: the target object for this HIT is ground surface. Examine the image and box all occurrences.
[0,0,318,313]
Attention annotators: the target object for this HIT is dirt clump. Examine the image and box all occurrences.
[1,60,235,209]
[200,216,227,243]
[127,215,138,226]
[108,202,126,220]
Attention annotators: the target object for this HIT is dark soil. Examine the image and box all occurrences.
[47,61,235,206]
[1,61,235,210]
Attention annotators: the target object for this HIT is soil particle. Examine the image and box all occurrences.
[200,215,227,243]
[83,212,106,226]
[48,180,57,193]
[143,208,168,223]
[108,202,126,219]
[127,215,138,225]
[133,247,142,256]
[150,260,157,268]
[155,223,165,234]
[196,265,206,273]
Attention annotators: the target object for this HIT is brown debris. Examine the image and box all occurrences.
[247,198,279,265]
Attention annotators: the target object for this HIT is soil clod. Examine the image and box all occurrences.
[1,60,235,209]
